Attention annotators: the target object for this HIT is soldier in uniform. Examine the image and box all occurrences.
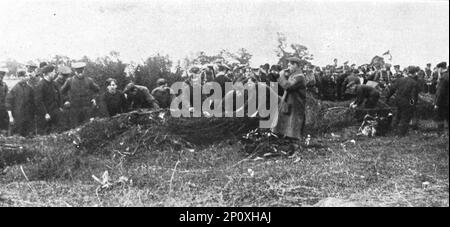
[55,66,72,131]
[6,69,35,137]
[0,68,9,134]
[386,66,421,136]
[34,65,62,134]
[61,62,100,128]
[434,62,449,135]
[151,78,174,109]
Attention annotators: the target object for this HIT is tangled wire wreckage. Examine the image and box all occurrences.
[0,93,435,192]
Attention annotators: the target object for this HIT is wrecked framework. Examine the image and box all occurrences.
[0,92,434,173]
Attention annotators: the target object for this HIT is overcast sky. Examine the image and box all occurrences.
[0,0,448,67]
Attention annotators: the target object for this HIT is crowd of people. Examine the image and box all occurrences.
[0,57,448,141]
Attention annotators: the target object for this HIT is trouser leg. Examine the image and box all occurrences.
[0,109,9,132]
[399,106,414,136]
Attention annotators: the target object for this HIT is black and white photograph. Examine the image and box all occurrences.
[0,0,448,210]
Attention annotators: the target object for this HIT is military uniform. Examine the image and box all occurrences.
[386,76,420,136]
[54,75,71,130]
[61,74,100,128]
[5,80,35,136]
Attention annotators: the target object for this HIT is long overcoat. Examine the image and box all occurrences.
[271,69,306,140]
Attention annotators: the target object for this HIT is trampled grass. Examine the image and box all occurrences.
[0,120,448,207]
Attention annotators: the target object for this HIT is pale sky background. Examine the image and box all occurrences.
[0,0,448,67]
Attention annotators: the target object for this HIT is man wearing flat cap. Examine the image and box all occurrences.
[61,62,100,128]
[434,62,448,135]
[55,65,72,130]
[34,65,62,134]
[6,69,36,137]
[0,68,10,134]
[24,62,40,89]
[386,66,421,136]
[271,57,307,153]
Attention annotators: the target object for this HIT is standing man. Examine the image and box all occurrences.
[61,62,100,128]
[272,57,307,147]
[434,62,448,135]
[393,65,403,81]
[25,61,40,134]
[34,65,62,134]
[0,68,9,134]
[386,66,421,136]
[424,63,433,94]
[6,69,35,137]
[55,65,72,131]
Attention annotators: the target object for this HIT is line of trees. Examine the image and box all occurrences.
[1,32,314,90]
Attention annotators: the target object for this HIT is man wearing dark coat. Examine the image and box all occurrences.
[60,62,100,128]
[0,68,9,133]
[124,83,160,110]
[268,64,284,97]
[351,84,380,109]
[434,62,449,134]
[320,67,336,101]
[99,78,128,117]
[271,57,307,142]
[6,70,35,137]
[151,78,174,109]
[424,63,434,94]
[393,65,403,81]
[54,66,72,131]
[34,65,62,134]
[386,66,421,136]
[342,70,362,100]
[335,71,349,100]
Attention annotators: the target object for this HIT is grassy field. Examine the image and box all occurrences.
[0,119,448,207]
